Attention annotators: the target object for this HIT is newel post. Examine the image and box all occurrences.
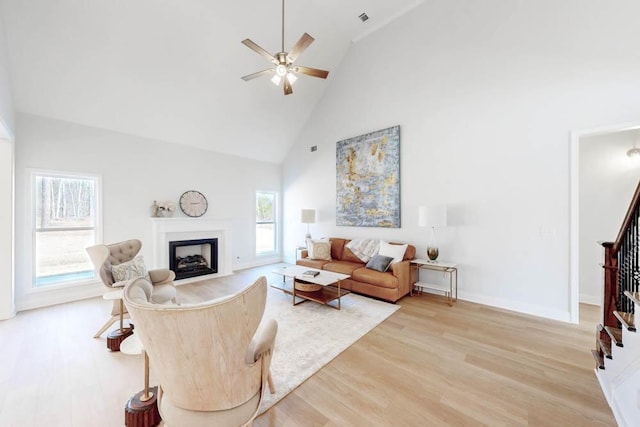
[601,241,618,328]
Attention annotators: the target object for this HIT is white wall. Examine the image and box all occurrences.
[579,130,640,305]
[282,0,640,321]
[0,5,14,135]
[14,113,281,311]
[0,8,15,319]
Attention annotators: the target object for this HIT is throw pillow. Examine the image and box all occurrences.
[306,238,331,260]
[378,241,408,265]
[111,255,151,285]
[365,254,394,273]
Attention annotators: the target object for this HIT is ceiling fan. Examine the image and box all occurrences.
[241,0,329,95]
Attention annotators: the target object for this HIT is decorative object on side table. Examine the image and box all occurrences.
[418,205,447,261]
[300,209,316,239]
[152,200,176,217]
[179,190,208,217]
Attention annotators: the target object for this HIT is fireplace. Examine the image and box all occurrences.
[169,238,218,280]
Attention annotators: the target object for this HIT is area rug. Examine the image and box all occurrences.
[258,285,400,413]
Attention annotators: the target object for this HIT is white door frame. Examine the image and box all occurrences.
[570,120,640,324]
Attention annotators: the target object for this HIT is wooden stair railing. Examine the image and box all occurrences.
[593,180,640,368]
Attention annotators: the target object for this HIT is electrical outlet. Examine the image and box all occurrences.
[310,145,317,152]
[539,227,556,238]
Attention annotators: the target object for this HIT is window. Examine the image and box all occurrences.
[256,191,277,254]
[32,171,100,287]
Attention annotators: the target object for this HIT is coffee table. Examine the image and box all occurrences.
[270,265,350,310]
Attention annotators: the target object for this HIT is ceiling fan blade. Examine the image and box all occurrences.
[284,79,293,95]
[241,68,274,81]
[286,33,315,63]
[241,39,277,64]
[294,66,329,79]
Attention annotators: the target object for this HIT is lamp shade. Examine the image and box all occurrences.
[418,206,428,227]
[300,209,316,224]
[418,205,447,228]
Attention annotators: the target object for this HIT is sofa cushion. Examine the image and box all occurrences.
[379,241,407,265]
[306,239,331,260]
[365,255,394,273]
[296,258,330,270]
[322,261,363,275]
[403,244,416,260]
[329,238,347,261]
[341,247,365,264]
[351,267,399,289]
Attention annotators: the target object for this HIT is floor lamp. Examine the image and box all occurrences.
[418,205,447,261]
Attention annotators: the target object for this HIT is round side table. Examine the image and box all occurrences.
[121,333,161,427]
[103,289,134,351]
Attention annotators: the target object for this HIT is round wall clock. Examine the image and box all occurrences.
[179,190,208,217]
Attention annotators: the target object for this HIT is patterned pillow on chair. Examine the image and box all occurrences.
[111,255,151,285]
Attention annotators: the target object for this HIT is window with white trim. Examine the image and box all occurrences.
[32,171,100,287]
[256,191,277,254]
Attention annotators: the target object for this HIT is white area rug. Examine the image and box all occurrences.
[259,285,400,413]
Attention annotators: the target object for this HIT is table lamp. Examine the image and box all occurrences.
[418,205,447,261]
[300,209,316,240]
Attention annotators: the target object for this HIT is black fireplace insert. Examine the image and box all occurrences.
[168,238,218,280]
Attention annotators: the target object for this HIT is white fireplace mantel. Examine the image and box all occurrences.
[150,218,233,280]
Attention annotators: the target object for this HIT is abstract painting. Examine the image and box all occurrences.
[336,125,400,228]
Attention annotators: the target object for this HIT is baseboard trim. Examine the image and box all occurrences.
[458,290,571,323]
[16,283,105,312]
[580,293,601,306]
[417,288,572,323]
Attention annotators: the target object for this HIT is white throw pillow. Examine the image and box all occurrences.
[306,238,331,261]
[111,255,151,284]
[378,241,407,265]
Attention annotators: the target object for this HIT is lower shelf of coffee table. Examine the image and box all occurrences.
[271,280,350,305]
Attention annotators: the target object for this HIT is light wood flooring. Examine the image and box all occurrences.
[0,264,615,426]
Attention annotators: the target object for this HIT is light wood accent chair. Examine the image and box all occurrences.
[86,239,176,338]
[123,275,277,427]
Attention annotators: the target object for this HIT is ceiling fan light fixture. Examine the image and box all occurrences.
[276,64,287,77]
[271,74,282,86]
[286,72,297,85]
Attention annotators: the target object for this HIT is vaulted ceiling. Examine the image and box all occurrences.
[0,0,423,163]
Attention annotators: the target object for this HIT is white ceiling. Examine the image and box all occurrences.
[0,0,423,163]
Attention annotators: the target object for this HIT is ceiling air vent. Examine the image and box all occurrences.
[358,13,369,22]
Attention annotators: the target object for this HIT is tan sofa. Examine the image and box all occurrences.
[296,238,417,303]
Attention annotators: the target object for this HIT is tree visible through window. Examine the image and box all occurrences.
[33,172,99,287]
[256,191,276,254]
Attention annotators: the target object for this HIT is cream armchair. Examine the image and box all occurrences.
[123,275,277,427]
[86,239,176,338]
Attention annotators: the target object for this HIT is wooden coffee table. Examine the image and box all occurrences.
[270,265,350,310]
